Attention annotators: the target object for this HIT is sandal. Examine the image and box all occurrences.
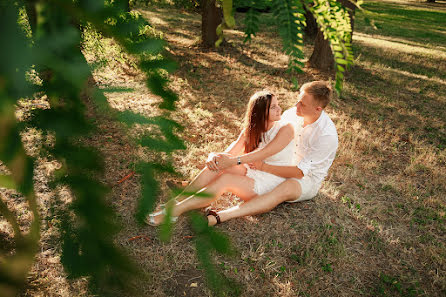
[205,208,221,225]
[146,208,178,226]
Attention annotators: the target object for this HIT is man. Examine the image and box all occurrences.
[208,81,338,225]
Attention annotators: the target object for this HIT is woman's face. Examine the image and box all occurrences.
[268,96,282,122]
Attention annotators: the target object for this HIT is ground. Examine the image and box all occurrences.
[1,0,445,296]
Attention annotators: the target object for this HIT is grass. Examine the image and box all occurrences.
[1,0,445,296]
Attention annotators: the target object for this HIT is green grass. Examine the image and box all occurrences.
[356,1,446,46]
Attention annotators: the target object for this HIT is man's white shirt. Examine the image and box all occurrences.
[280,107,338,185]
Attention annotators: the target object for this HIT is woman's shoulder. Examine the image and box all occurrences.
[278,122,294,134]
[267,122,294,142]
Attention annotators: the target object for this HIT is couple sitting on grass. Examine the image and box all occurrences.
[147,80,338,226]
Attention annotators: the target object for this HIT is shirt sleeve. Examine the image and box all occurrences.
[297,134,338,177]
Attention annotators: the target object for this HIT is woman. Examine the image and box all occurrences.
[146,90,295,226]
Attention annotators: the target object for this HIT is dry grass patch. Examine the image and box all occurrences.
[1,1,444,296]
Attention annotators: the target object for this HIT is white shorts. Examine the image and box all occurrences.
[245,166,286,195]
[286,175,321,202]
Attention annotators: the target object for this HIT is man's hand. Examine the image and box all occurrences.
[215,153,235,170]
[248,160,264,171]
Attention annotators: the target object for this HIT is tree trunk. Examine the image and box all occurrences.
[309,30,335,71]
[309,0,356,71]
[201,0,222,48]
[304,5,317,39]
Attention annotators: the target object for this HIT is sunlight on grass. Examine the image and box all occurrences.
[354,32,446,60]
[15,1,446,296]
[380,67,446,86]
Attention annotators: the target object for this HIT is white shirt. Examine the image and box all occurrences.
[281,107,338,185]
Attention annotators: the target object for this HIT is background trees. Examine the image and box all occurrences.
[202,0,359,92]
[1,0,358,295]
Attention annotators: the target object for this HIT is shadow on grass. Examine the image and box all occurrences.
[353,44,446,80]
[341,54,446,144]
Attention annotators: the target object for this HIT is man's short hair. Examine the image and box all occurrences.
[301,81,333,108]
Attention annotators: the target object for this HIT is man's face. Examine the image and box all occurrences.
[295,90,319,117]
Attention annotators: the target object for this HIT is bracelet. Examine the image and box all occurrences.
[237,156,241,165]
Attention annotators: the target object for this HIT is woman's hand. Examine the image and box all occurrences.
[206,152,232,172]
[206,152,220,171]
[214,153,235,170]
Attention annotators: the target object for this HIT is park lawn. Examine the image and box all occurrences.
[11,0,445,296]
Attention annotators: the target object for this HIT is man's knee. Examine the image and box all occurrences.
[275,179,301,201]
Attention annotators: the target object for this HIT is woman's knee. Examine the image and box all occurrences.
[215,173,233,185]
[223,165,247,176]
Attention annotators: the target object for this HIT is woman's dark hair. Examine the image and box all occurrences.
[243,90,274,153]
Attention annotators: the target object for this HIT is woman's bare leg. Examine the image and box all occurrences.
[149,173,256,225]
[169,165,247,203]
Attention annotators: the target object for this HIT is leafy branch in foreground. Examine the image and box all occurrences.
[272,0,306,71]
[1,0,232,296]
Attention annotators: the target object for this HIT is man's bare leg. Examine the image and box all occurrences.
[208,179,301,226]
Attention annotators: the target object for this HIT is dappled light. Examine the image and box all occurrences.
[1,0,445,296]
[354,32,446,60]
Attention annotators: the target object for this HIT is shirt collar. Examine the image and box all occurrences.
[303,111,325,129]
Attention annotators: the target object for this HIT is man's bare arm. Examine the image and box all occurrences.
[216,124,294,169]
[260,163,304,179]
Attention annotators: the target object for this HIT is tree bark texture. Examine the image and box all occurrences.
[201,0,222,47]
[304,5,318,39]
[309,30,335,71]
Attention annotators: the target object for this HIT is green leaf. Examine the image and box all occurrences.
[272,0,305,71]
[0,175,17,189]
[336,58,348,65]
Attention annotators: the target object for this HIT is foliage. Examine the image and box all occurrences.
[215,0,236,47]
[216,0,359,93]
[272,0,306,71]
[189,212,241,296]
[307,0,354,91]
[0,0,229,296]
[237,0,269,42]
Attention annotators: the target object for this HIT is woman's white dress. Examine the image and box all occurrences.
[245,116,298,195]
